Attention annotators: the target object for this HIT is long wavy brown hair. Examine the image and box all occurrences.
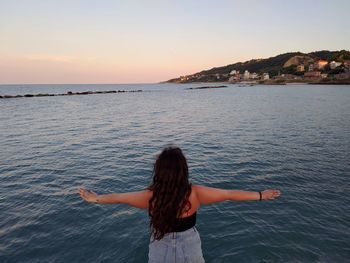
[148,146,192,240]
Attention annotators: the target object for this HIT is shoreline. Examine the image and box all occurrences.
[166,80,350,85]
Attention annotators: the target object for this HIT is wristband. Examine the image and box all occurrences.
[259,191,262,201]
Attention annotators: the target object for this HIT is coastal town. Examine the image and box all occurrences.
[227,59,350,84]
[168,51,350,85]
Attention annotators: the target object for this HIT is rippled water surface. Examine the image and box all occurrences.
[1,83,350,262]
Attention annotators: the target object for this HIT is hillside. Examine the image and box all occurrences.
[166,50,350,83]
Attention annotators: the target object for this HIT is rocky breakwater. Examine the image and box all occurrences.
[186,85,227,90]
[0,90,143,99]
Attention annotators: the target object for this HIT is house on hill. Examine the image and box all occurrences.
[263,73,270,80]
[316,60,328,70]
[330,61,342,69]
[243,70,250,80]
[297,65,305,72]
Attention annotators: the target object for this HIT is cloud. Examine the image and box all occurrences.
[22,54,98,63]
[24,54,76,63]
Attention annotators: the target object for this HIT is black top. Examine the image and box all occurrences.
[171,212,197,232]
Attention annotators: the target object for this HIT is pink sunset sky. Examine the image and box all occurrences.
[0,0,349,84]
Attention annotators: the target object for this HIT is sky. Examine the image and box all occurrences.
[0,0,349,84]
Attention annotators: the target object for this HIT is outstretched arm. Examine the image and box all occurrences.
[193,185,281,205]
[79,188,152,209]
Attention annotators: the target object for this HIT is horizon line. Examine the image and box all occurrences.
[0,82,164,85]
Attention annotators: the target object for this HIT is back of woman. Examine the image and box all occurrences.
[148,147,205,262]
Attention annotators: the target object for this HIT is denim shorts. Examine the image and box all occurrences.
[148,227,205,263]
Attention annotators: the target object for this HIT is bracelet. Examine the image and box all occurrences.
[259,191,262,201]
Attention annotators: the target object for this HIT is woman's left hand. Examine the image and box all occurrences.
[79,188,98,203]
[261,189,281,200]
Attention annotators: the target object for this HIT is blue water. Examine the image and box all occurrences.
[1,83,349,262]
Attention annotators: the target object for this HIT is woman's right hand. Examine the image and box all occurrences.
[79,188,98,203]
[261,189,281,200]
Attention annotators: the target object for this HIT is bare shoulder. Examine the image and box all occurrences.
[190,184,212,204]
[191,184,212,195]
[191,184,204,199]
[192,184,206,191]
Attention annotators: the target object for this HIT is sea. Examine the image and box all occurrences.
[0,83,349,262]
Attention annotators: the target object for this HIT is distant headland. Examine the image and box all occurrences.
[166,50,350,85]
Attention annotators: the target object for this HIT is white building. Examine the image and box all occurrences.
[330,61,342,70]
[250,72,258,79]
[263,73,270,80]
[243,70,250,80]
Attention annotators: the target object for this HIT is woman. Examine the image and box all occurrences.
[79,146,281,262]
